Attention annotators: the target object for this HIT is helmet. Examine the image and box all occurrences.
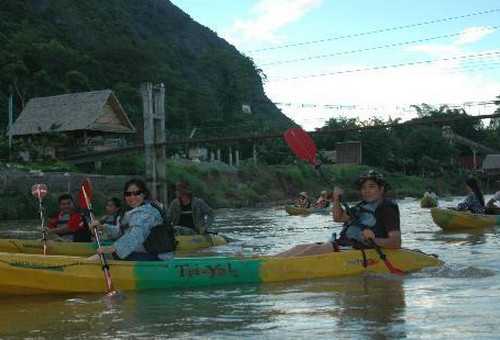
[355,170,388,188]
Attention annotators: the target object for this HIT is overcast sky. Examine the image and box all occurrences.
[171,0,500,129]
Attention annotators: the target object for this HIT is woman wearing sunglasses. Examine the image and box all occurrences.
[89,178,164,261]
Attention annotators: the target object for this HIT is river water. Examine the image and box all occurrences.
[1,197,499,339]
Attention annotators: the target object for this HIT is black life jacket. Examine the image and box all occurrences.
[142,202,177,254]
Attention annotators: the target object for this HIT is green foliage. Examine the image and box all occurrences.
[0,0,293,141]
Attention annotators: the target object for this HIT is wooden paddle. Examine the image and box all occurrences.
[79,178,120,297]
[31,184,48,255]
[283,127,404,275]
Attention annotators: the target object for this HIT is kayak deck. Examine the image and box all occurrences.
[0,248,442,296]
[0,234,227,256]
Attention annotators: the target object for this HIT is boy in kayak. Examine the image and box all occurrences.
[277,170,401,257]
[47,194,91,242]
[167,181,214,235]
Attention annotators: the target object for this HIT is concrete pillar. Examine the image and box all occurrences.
[217,149,221,161]
[235,149,240,167]
[210,151,215,162]
[229,146,233,167]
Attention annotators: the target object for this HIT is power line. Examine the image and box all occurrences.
[273,100,496,110]
[268,51,500,81]
[259,26,499,67]
[247,8,500,53]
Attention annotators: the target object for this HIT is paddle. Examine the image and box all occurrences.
[369,240,405,275]
[79,178,120,297]
[283,127,404,275]
[31,184,48,255]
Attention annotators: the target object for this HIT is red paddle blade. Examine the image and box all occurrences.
[79,178,93,210]
[284,128,318,165]
[31,184,48,199]
[384,260,405,275]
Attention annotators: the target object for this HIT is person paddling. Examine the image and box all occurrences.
[456,177,485,214]
[314,190,330,208]
[295,192,312,209]
[277,170,401,257]
[47,194,91,242]
[88,179,165,261]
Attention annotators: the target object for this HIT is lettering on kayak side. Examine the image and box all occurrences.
[9,261,64,272]
[346,259,379,267]
[175,263,239,278]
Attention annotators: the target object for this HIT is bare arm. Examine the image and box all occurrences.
[332,199,350,223]
[374,230,401,249]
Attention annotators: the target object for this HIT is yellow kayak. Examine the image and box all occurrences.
[285,205,330,216]
[0,248,442,296]
[430,207,500,230]
[0,234,228,256]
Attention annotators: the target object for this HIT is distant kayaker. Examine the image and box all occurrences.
[47,194,91,242]
[456,177,485,214]
[313,191,330,209]
[166,181,214,235]
[295,192,312,209]
[423,187,438,201]
[486,191,500,214]
[277,170,401,257]
[88,179,170,261]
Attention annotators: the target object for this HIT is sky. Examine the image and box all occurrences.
[170,0,500,129]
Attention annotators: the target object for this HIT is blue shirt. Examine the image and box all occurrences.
[113,203,163,259]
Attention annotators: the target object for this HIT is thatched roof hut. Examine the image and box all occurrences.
[8,90,135,136]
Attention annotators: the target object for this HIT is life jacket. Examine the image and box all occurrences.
[142,202,177,255]
[337,199,398,247]
[49,211,91,242]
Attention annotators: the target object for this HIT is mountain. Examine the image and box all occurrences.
[0,0,295,139]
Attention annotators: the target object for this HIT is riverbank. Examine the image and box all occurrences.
[0,160,473,220]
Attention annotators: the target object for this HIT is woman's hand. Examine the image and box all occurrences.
[88,220,103,231]
[96,246,115,255]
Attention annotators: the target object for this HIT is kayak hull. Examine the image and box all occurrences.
[430,207,500,230]
[0,249,442,296]
[285,205,329,216]
[0,234,227,257]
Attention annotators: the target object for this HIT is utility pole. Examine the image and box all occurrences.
[141,82,168,204]
[8,86,14,159]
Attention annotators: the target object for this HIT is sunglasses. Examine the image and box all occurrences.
[124,190,143,197]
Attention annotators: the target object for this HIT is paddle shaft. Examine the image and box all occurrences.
[81,187,115,293]
[37,195,48,256]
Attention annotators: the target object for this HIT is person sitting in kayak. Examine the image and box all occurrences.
[47,194,91,242]
[456,177,485,214]
[485,191,500,214]
[88,179,170,261]
[313,191,330,208]
[167,181,214,235]
[423,187,438,201]
[98,197,122,240]
[295,192,312,208]
[277,170,401,257]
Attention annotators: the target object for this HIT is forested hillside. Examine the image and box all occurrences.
[0,0,294,140]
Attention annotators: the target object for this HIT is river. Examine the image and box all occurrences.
[0,197,499,339]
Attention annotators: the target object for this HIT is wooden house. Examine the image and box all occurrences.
[8,90,135,159]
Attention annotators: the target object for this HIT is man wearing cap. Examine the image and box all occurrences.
[295,192,312,208]
[167,181,214,235]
